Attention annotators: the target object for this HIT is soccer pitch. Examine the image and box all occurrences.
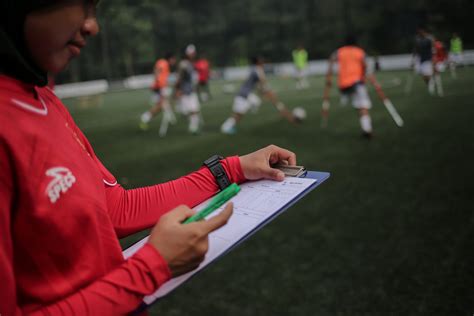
[66,68,474,315]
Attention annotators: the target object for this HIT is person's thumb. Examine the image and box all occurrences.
[263,167,285,181]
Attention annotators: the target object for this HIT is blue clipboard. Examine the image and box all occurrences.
[133,171,330,312]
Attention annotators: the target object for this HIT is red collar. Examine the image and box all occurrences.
[0,75,49,115]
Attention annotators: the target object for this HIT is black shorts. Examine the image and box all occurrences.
[340,81,363,95]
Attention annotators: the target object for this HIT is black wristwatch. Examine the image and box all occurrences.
[203,155,231,191]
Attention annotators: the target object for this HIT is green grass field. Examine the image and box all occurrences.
[66,68,474,315]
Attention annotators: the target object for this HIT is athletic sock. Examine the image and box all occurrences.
[428,78,435,95]
[434,74,444,96]
[141,111,152,123]
[221,117,236,133]
[189,113,200,133]
[360,114,373,133]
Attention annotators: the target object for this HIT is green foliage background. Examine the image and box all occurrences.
[59,0,473,82]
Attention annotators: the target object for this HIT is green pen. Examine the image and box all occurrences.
[184,183,241,224]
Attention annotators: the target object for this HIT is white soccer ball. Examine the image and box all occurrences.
[292,107,307,121]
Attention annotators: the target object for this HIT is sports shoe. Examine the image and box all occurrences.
[139,122,149,131]
[221,126,237,135]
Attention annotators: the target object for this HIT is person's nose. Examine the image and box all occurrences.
[82,16,99,37]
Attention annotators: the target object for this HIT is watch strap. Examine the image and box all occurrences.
[203,155,231,191]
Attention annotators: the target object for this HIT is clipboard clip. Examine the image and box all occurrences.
[274,164,307,178]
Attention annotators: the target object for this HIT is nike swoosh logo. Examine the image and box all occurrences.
[11,97,48,116]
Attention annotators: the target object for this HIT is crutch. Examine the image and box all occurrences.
[368,75,404,127]
[321,58,334,128]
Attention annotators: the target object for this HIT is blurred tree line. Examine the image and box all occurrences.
[59,0,473,83]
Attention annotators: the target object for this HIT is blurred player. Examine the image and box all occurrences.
[292,44,309,89]
[412,27,437,95]
[433,40,448,72]
[175,44,202,134]
[221,56,295,134]
[194,53,212,102]
[449,33,464,79]
[432,39,447,96]
[139,52,177,130]
[325,35,374,139]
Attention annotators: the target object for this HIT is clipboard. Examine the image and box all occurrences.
[126,170,330,310]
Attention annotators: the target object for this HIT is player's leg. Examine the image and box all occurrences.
[296,68,308,89]
[185,93,201,134]
[158,94,178,137]
[420,61,435,94]
[205,81,212,100]
[449,53,458,79]
[434,63,444,97]
[140,90,163,130]
[248,93,262,114]
[353,84,373,138]
[197,82,208,102]
[199,81,212,102]
[301,68,309,88]
[221,96,250,134]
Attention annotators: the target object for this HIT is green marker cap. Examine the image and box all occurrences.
[184,183,241,224]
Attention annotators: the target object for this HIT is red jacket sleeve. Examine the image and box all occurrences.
[103,156,246,237]
[23,244,170,316]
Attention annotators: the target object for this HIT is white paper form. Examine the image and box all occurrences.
[122,177,316,304]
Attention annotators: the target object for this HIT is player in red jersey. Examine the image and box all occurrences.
[0,1,298,315]
[194,53,212,102]
[433,40,448,72]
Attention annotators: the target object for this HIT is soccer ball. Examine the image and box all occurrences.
[292,107,307,122]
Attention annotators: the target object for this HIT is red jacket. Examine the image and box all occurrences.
[0,75,245,315]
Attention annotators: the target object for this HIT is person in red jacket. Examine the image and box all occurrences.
[0,1,298,315]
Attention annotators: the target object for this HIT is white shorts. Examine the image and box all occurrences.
[435,62,447,73]
[180,93,200,114]
[150,87,172,105]
[296,68,307,79]
[416,61,434,77]
[449,52,463,65]
[150,91,162,105]
[232,93,262,114]
[341,84,372,109]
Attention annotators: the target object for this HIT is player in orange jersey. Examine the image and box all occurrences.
[140,52,177,130]
[326,35,374,139]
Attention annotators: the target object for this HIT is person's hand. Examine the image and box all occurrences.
[239,145,297,181]
[148,203,233,277]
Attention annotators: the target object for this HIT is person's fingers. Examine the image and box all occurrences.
[169,205,195,222]
[262,167,285,181]
[202,203,233,234]
[268,146,297,166]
